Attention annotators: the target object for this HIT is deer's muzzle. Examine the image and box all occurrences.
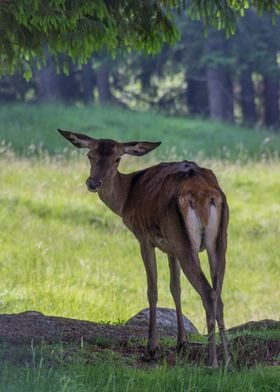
[86,177,103,192]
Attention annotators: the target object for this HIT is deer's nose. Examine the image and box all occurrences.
[86,178,103,192]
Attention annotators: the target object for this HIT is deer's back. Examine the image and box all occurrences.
[122,160,226,241]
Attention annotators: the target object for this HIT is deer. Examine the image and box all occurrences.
[58,128,231,368]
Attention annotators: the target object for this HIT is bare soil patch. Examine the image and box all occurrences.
[0,312,279,368]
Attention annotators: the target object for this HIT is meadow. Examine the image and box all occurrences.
[0,104,279,390]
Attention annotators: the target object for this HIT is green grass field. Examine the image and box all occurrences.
[1,104,280,160]
[0,104,279,390]
[0,157,279,329]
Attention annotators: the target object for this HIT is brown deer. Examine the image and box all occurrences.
[58,129,231,368]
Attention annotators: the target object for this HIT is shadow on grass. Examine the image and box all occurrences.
[0,195,115,229]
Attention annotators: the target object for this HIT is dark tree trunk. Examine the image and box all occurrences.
[205,31,234,123]
[263,77,279,129]
[139,57,157,93]
[206,67,234,123]
[223,73,234,123]
[206,68,224,120]
[240,69,256,126]
[37,64,59,102]
[81,61,95,105]
[57,72,80,103]
[0,77,17,102]
[96,63,112,104]
[36,49,59,102]
[11,74,31,102]
[186,74,209,117]
[140,65,152,92]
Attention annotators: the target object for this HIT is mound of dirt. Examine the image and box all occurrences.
[0,311,279,368]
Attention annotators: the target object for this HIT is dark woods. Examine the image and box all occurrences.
[1,10,279,130]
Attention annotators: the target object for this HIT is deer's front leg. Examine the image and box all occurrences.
[139,239,158,360]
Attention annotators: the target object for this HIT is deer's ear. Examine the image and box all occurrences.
[122,141,161,156]
[58,129,95,149]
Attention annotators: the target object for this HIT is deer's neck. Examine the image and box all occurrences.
[98,171,131,217]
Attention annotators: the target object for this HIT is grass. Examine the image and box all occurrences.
[0,332,279,392]
[0,156,279,329]
[0,104,279,390]
[0,361,279,392]
[0,103,280,160]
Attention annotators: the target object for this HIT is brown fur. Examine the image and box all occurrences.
[123,160,224,235]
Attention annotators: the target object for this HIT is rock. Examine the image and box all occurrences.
[127,308,198,334]
[18,310,44,317]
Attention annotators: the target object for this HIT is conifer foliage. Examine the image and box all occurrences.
[0,1,279,77]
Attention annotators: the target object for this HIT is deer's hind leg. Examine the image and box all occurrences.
[178,251,218,367]
[168,255,186,351]
[205,202,231,367]
[207,245,231,368]
[165,201,218,367]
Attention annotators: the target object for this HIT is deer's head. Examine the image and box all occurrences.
[58,129,161,192]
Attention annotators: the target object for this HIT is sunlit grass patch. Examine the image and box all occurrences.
[0,156,279,331]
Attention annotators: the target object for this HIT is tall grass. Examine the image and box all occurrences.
[0,361,279,392]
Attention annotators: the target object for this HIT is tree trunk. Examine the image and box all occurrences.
[206,67,234,123]
[36,49,59,102]
[37,65,59,102]
[186,75,209,117]
[57,69,80,103]
[205,31,234,123]
[81,61,95,105]
[223,72,234,123]
[96,63,112,104]
[206,68,224,120]
[263,77,279,129]
[240,69,256,126]
[0,77,17,102]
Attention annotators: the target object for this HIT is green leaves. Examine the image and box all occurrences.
[0,1,279,77]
